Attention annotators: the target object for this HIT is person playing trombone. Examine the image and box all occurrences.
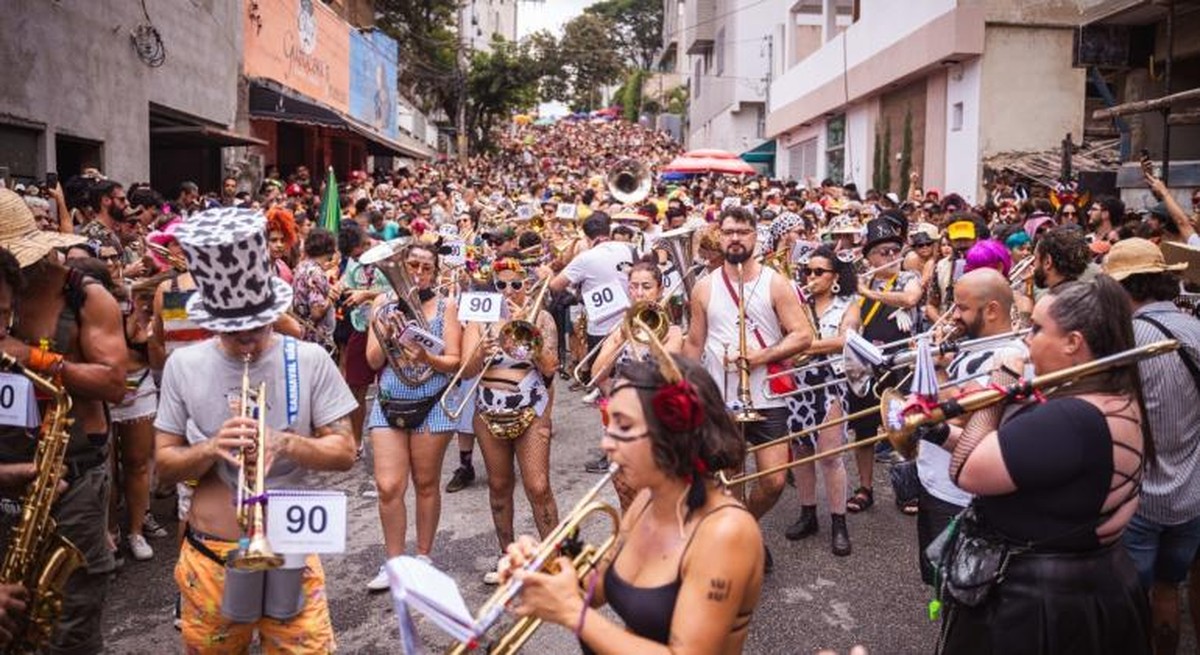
[498,355,764,653]
[363,242,463,592]
[781,246,860,556]
[590,256,684,509]
[460,257,559,583]
[683,206,813,572]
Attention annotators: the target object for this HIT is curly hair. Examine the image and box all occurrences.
[613,355,744,513]
[807,245,856,299]
[1035,226,1090,281]
[265,207,298,248]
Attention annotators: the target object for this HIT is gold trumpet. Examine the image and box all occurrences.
[441,276,553,420]
[731,262,763,423]
[576,301,671,390]
[720,340,1178,487]
[228,355,283,571]
[146,241,187,272]
[447,464,621,655]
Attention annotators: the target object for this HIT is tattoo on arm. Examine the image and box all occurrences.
[707,578,731,602]
[314,415,352,438]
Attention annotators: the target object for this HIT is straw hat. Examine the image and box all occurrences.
[0,189,85,267]
[1104,238,1187,281]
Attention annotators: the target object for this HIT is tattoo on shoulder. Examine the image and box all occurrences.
[315,415,352,437]
[707,578,731,602]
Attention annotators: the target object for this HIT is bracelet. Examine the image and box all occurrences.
[575,571,599,637]
[27,348,64,377]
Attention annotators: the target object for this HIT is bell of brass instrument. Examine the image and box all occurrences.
[654,225,702,303]
[228,356,283,571]
[446,464,621,655]
[0,354,85,654]
[607,159,651,206]
[361,239,436,386]
[577,301,672,389]
[732,263,764,423]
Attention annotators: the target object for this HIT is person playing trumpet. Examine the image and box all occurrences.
[460,257,559,583]
[155,207,357,653]
[363,242,463,592]
[590,256,684,509]
[781,246,860,556]
[845,218,922,513]
[498,355,763,653]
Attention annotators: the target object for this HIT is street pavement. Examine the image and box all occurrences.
[102,384,1195,654]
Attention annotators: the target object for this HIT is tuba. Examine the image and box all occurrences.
[0,354,85,654]
[607,159,651,206]
[361,239,436,385]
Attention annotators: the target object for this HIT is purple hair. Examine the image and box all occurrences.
[963,239,1012,277]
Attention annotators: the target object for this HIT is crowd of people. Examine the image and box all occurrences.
[1,113,1200,654]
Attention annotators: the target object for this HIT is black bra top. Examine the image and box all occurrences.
[601,502,753,646]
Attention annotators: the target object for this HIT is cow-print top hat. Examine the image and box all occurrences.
[174,206,294,333]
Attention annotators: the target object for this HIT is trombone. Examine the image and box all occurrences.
[731,262,763,423]
[441,276,552,420]
[719,340,1178,487]
[446,464,621,655]
[229,355,283,571]
[575,301,671,391]
[761,328,1030,400]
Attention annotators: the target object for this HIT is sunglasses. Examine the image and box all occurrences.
[99,254,122,263]
[801,267,834,277]
[405,261,435,273]
[494,279,526,292]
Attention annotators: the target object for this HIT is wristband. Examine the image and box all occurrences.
[28,348,64,378]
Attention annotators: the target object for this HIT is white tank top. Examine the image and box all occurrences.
[702,265,785,409]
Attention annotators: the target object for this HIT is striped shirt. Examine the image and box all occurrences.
[1133,301,1200,525]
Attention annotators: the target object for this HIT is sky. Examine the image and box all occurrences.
[518,0,593,116]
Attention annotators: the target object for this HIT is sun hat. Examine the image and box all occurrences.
[0,188,85,267]
[174,207,293,333]
[1103,237,1187,281]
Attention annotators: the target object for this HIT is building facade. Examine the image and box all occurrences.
[766,0,1089,202]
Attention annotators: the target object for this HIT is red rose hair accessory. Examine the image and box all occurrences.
[651,380,704,433]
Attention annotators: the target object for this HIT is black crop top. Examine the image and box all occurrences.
[975,397,1142,552]
[587,503,753,649]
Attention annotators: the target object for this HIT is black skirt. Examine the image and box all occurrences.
[940,542,1150,655]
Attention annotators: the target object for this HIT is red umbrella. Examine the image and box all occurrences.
[683,148,739,160]
[662,156,756,176]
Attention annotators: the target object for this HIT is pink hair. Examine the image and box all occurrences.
[963,239,1012,277]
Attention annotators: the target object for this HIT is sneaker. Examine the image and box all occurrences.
[128,533,154,561]
[415,554,433,565]
[446,466,476,493]
[583,454,610,474]
[483,570,501,585]
[366,565,391,592]
[142,511,168,539]
[581,388,601,405]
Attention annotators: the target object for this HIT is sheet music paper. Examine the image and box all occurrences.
[387,556,476,643]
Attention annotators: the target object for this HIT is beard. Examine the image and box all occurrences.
[724,245,751,265]
[1033,265,1048,289]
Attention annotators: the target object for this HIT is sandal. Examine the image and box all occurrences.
[900,497,919,516]
[846,487,874,513]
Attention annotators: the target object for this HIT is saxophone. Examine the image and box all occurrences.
[0,352,85,654]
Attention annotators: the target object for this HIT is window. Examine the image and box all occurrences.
[694,59,702,97]
[716,28,725,76]
[951,102,964,132]
[825,114,846,184]
[788,136,818,182]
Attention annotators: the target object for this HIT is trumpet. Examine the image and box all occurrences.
[447,464,621,655]
[575,301,672,390]
[228,355,283,571]
[718,340,1179,487]
[441,276,552,420]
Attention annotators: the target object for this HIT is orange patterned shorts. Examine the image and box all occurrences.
[174,535,336,654]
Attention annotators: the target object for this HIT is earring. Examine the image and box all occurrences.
[832,281,841,294]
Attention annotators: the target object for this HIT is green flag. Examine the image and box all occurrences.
[320,167,340,233]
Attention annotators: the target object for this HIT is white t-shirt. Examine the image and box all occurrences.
[562,240,634,336]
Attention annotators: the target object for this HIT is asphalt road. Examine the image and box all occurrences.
[102,384,1196,654]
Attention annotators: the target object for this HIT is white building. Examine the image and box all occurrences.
[460,0,519,52]
[678,0,793,155]
[767,0,1086,202]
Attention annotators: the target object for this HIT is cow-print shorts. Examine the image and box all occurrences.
[784,364,848,450]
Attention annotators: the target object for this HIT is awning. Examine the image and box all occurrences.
[248,79,433,159]
[740,139,776,164]
[149,125,266,148]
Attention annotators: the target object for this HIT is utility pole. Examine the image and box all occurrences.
[456,2,471,162]
[762,34,773,138]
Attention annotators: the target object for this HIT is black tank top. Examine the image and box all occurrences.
[599,503,752,645]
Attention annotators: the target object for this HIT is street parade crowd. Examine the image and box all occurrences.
[1,115,1200,654]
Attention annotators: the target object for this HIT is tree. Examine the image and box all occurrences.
[543,13,627,111]
[584,0,664,70]
[375,0,462,122]
[880,121,893,193]
[899,109,913,197]
[466,37,542,150]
